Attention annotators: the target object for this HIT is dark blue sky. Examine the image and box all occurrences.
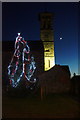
[2,2,79,76]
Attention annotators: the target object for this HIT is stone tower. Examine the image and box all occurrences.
[39,12,55,71]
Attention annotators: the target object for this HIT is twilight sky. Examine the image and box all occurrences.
[2,2,79,76]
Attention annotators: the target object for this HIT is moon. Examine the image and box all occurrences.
[60,37,63,40]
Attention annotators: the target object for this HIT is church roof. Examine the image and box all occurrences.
[2,40,43,52]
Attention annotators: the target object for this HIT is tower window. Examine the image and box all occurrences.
[45,49,49,52]
[49,60,50,68]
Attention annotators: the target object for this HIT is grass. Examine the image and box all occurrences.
[2,93,80,118]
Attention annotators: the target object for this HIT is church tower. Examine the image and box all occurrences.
[39,12,55,71]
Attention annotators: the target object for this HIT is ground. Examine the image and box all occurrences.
[2,92,80,119]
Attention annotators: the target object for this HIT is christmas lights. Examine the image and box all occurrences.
[8,33,37,88]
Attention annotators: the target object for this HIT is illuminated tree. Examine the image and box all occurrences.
[8,33,37,90]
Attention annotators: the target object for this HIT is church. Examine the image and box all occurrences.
[2,12,71,95]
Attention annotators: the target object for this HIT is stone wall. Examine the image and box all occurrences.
[38,65,71,99]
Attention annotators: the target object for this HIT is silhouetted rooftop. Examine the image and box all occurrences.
[2,40,43,52]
